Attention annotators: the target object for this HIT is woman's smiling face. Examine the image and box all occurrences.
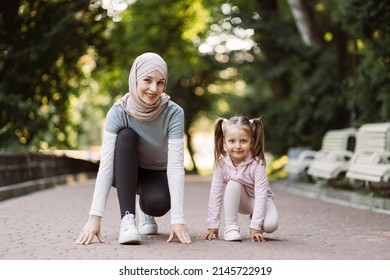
[136,70,166,105]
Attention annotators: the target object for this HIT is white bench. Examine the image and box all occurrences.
[284,149,317,179]
[307,128,357,181]
[346,122,390,188]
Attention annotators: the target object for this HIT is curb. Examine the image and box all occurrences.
[273,179,390,214]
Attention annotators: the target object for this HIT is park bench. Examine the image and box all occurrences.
[345,122,390,189]
[284,148,317,180]
[306,128,357,181]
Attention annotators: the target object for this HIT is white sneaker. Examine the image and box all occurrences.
[224,225,242,241]
[118,211,141,244]
[137,200,158,235]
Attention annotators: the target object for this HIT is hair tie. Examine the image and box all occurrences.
[250,117,262,124]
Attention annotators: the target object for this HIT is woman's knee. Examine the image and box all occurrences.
[139,192,171,217]
[117,128,137,142]
[114,128,138,176]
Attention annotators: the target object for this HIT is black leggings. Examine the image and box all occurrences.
[114,128,171,219]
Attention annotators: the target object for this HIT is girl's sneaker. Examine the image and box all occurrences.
[118,211,141,244]
[223,225,242,241]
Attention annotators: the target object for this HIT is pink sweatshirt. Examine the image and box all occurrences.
[207,153,275,231]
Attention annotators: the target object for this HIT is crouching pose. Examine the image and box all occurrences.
[203,116,279,242]
[77,52,191,245]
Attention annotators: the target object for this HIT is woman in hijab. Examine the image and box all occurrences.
[77,52,191,245]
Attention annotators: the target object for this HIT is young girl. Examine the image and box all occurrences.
[202,116,279,242]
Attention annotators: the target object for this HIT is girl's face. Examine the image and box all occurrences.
[136,70,166,105]
[224,125,252,166]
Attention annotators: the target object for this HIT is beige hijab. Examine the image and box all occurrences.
[120,52,170,121]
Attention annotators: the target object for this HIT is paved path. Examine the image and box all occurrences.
[0,176,389,261]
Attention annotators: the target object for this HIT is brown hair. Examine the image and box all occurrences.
[213,116,265,166]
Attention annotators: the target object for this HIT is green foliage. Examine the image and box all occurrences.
[1,0,388,166]
[0,0,109,150]
[205,0,389,155]
[334,0,390,125]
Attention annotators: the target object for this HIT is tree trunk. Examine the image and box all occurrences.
[185,119,198,174]
[286,0,324,50]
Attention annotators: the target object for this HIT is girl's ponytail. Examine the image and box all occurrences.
[214,118,225,165]
[251,117,266,165]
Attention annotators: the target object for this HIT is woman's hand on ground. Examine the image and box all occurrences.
[76,215,105,245]
[167,224,192,244]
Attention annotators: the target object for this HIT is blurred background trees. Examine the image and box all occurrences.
[1,0,389,174]
[0,0,110,150]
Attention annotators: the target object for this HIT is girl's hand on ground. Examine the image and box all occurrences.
[76,215,105,245]
[250,228,265,242]
[202,229,219,240]
[167,224,192,244]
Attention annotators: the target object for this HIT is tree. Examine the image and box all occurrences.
[199,0,389,155]
[0,0,109,151]
[2,0,388,167]
[286,0,323,50]
[334,0,390,124]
